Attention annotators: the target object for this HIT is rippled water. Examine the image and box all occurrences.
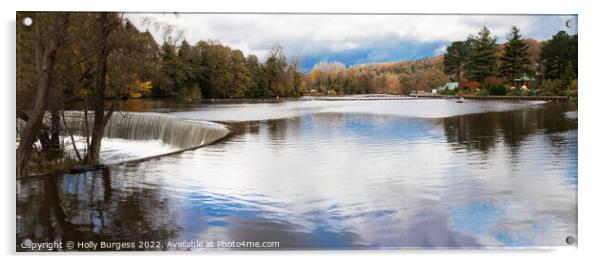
[16,99,577,250]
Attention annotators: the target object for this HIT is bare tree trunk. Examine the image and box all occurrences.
[16,14,69,178]
[49,94,62,152]
[61,110,82,161]
[86,12,114,164]
[83,99,90,157]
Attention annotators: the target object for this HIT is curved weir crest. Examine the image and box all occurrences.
[60,111,230,155]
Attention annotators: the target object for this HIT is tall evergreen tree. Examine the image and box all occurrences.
[540,31,578,80]
[465,27,498,83]
[443,41,470,81]
[499,26,532,81]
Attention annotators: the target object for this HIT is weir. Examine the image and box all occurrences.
[59,111,230,150]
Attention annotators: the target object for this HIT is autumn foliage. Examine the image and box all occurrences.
[304,56,447,95]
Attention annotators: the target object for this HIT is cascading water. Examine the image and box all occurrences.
[60,111,230,150]
[36,111,232,164]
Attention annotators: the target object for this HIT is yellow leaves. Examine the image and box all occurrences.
[310,69,321,83]
[139,81,153,93]
[382,73,401,94]
[127,78,153,99]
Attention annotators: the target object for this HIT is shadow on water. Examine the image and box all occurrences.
[440,103,577,154]
[16,167,180,251]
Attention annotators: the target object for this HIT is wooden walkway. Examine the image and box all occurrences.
[306,95,568,102]
[412,95,568,102]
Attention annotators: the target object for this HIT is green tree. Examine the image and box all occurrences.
[540,30,577,80]
[443,41,470,81]
[465,27,498,83]
[561,61,577,88]
[500,26,532,81]
[245,54,271,98]
[159,42,185,96]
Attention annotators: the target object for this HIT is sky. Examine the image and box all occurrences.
[125,13,578,72]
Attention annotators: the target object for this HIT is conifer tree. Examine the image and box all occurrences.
[500,26,532,81]
[443,41,470,81]
[465,27,498,83]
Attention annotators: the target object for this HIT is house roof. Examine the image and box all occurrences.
[514,74,535,82]
[438,82,459,91]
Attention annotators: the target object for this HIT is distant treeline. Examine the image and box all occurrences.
[305,26,578,97]
[156,41,306,99]
[304,56,447,96]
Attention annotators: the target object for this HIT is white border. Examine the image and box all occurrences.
[2,0,601,263]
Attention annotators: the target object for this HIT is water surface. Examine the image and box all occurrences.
[16,99,577,250]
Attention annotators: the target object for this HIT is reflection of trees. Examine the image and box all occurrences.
[17,176,76,250]
[265,117,303,142]
[16,168,180,251]
[266,119,289,141]
[441,103,577,154]
[245,121,261,135]
[441,112,499,153]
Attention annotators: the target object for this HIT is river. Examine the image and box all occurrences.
[16,97,578,250]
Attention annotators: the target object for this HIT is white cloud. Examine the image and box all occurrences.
[434,44,448,56]
[125,13,577,63]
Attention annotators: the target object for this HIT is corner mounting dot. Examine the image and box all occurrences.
[565,236,575,245]
[23,17,33,27]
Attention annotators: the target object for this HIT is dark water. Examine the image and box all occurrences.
[16,99,577,250]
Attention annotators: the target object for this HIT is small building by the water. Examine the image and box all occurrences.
[437,82,459,92]
[512,74,535,90]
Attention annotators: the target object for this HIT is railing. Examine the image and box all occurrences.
[409,94,568,102]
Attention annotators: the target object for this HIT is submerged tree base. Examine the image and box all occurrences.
[69,164,106,173]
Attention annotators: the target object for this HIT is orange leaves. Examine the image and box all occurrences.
[126,78,153,99]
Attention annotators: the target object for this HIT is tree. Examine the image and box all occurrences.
[110,21,162,99]
[443,41,470,81]
[159,42,183,96]
[289,56,305,96]
[202,41,234,98]
[175,39,197,95]
[230,50,252,98]
[382,73,401,94]
[500,26,532,81]
[540,31,577,80]
[16,13,70,177]
[246,54,271,98]
[87,12,118,164]
[264,45,288,97]
[465,27,498,83]
[561,61,577,88]
[524,38,542,74]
